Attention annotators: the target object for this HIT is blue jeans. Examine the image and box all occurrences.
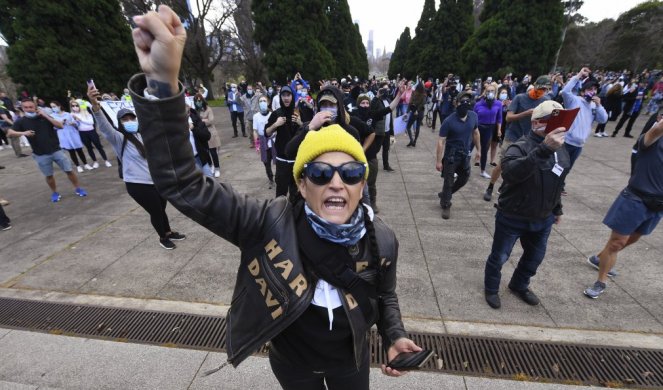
[484,211,555,294]
[564,143,582,170]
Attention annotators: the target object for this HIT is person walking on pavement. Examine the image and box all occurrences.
[484,101,570,309]
[227,83,246,138]
[612,80,646,138]
[435,91,480,219]
[242,84,261,147]
[584,118,663,299]
[7,99,88,202]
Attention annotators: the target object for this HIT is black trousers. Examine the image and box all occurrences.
[230,111,246,136]
[125,182,171,238]
[79,130,108,161]
[269,350,370,390]
[209,147,220,169]
[382,134,391,169]
[438,149,471,208]
[67,148,88,166]
[614,110,641,136]
[0,204,9,226]
[264,149,274,181]
[275,160,297,202]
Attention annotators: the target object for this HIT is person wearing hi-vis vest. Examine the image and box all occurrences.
[126,6,421,389]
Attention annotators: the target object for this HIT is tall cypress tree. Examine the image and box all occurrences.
[253,0,334,84]
[351,22,369,79]
[388,27,411,79]
[403,0,436,78]
[461,0,564,78]
[321,0,357,77]
[0,0,137,101]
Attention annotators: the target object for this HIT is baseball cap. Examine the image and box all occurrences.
[116,108,136,121]
[532,100,563,120]
[534,76,551,88]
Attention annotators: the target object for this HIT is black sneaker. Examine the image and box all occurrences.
[508,286,540,306]
[1,223,11,231]
[483,187,493,202]
[485,292,501,309]
[441,207,451,219]
[159,238,176,250]
[167,231,186,241]
[384,166,395,172]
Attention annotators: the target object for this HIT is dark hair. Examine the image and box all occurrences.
[50,100,62,108]
[581,77,599,92]
[20,98,33,104]
[362,207,382,275]
[117,120,146,159]
[194,93,208,110]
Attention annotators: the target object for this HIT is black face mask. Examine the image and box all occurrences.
[456,103,470,118]
[380,89,389,98]
[355,106,370,122]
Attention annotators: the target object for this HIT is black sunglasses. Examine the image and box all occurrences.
[303,161,366,185]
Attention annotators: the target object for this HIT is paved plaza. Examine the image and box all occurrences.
[0,107,660,389]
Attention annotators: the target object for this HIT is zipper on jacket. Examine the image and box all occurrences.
[261,258,289,311]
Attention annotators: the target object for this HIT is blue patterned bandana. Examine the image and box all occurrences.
[304,203,366,245]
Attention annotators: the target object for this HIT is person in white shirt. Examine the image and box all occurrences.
[253,95,275,188]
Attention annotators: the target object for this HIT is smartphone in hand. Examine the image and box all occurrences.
[87,79,96,90]
[387,350,435,371]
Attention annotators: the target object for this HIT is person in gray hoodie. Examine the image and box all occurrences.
[87,86,186,250]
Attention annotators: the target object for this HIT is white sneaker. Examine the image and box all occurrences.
[104,160,112,167]
[84,164,93,170]
[601,132,608,137]
[77,166,84,173]
[214,169,220,178]
[594,133,602,137]
[92,161,99,169]
[0,145,4,150]
[480,171,491,179]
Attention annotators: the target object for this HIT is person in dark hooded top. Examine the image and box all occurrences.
[265,85,303,201]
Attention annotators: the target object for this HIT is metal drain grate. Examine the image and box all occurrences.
[1,298,661,388]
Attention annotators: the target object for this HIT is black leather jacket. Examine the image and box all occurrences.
[128,74,407,369]
[497,133,570,220]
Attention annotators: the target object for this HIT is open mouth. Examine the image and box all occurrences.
[324,196,347,210]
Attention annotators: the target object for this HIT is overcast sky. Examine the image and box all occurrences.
[348,0,648,56]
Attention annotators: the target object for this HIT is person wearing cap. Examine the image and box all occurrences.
[483,75,552,202]
[85,86,186,250]
[264,85,303,202]
[483,100,570,309]
[124,7,422,385]
[435,91,480,219]
[226,83,246,137]
[7,98,88,202]
[560,67,608,195]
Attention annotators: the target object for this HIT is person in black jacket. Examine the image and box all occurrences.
[128,7,421,388]
[188,105,213,177]
[483,101,570,309]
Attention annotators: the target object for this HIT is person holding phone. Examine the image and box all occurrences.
[483,101,570,309]
[126,6,421,388]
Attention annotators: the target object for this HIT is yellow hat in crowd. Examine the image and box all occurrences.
[293,125,368,185]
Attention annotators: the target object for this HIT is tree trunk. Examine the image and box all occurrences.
[201,75,215,100]
[552,24,568,72]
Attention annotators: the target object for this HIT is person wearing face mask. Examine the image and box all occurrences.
[194,94,221,178]
[405,83,426,147]
[473,84,503,179]
[7,99,88,202]
[86,86,185,250]
[483,101,570,309]
[226,83,246,137]
[241,84,261,147]
[492,87,511,165]
[49,101,90,173]
[435,92,480,219]
[254,95,276,188]
[265,86,303,201]
[612,81,646,138]
[71,100,112,169]
[121,88,132,102]
[560,68,608,195]
[483,76,552,202]
[296,87,315,123]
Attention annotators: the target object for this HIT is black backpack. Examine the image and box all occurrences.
[117,136,128,179]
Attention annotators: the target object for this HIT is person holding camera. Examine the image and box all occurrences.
[483,101,570,309]
[127,7,421,388]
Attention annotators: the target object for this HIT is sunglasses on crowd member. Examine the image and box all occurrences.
[303,161,366,185]
[459,98,471,105]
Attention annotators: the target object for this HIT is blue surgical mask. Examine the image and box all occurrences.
[320,106,338,121]
[123,121,139,133]
[259,101,268,112]
[51,107,60,113]
[247,89,253,95]
[487,92,495,100]
[25,112,37,118]
[499,92,508,101]
[300,91,308,97]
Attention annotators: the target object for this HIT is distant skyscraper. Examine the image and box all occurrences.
[367,30,374,59]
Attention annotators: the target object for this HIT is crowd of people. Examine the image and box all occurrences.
[1,5,662,388]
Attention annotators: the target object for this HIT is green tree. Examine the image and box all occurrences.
[552,0,586,70]
[321,0,359,77]
[606,1,663,71]
[0,0,137,101]
[388,27,411,78]
[253,0,334,84]
[403,0,436,77]
[429,0,474,77]
[351,22,369,79]
[461,0,564,78]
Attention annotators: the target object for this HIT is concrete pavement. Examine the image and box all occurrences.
[0,106,660,388]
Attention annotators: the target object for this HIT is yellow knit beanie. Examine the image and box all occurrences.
[293,125,368,185]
